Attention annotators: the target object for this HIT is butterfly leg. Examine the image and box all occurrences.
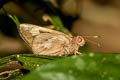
[74,49,82,55]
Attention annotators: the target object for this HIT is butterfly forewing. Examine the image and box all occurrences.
[19,24,73,56]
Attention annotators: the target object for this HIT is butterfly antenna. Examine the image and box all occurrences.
[85,38,101,47]
[82,35,100,47]
[83,36,100,38]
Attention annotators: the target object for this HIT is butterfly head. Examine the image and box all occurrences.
[76,36,85,46]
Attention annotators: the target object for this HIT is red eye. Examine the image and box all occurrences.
[77,37,82,43]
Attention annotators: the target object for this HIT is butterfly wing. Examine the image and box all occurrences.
[32,33,71,56]
[19,24,72,55]
[19,24,34,47]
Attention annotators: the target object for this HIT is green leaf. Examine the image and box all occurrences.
[49,14,72,35]
[16,54,62,70]
[0,54,62,80]
[0,54,61,70]
[22,53,120,80]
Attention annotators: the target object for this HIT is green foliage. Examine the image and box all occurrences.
[8,14,20,27]
[21,53,120,80]
[49,14,71,35]
[0,53,120,80]
[0,54,62,80]
[0,54,61,70]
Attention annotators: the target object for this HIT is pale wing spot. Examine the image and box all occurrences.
[41,42,52,49]
[30,27,41,36]
[20,24,33,31]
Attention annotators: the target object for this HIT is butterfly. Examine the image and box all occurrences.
[19,24,85,56]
